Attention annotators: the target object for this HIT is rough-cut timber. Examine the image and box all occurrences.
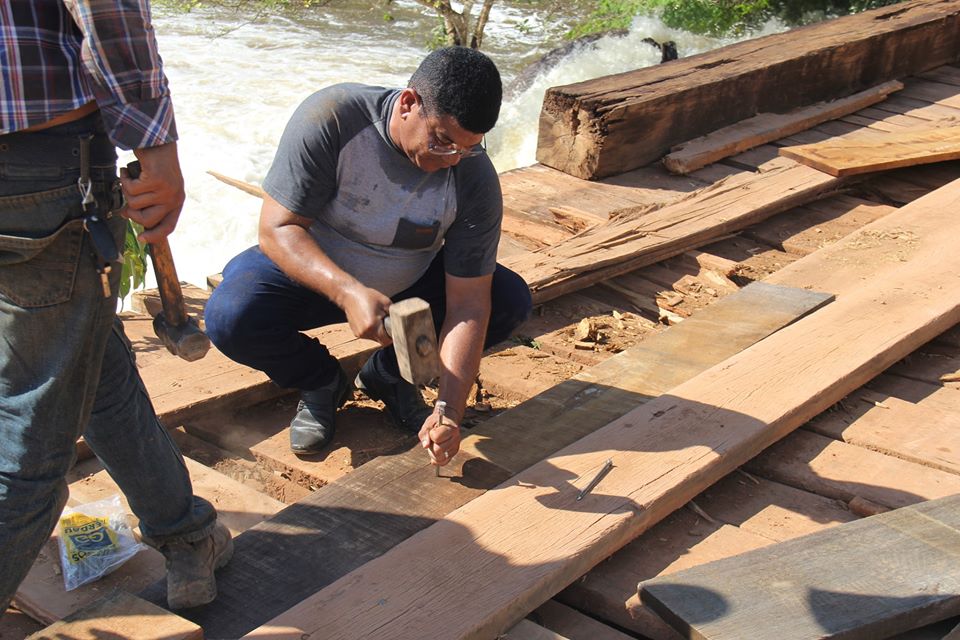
[639,495,960,640]
[536,0,960,179]
[664,81,903,174]
[244,182,960,640]
[779,124,960,176]
[503,157,843,304]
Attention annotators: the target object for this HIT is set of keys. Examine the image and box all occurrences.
[77,135,120,298]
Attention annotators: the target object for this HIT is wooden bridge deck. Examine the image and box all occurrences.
[9,54,960,640]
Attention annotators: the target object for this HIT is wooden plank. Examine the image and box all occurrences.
[501,619,569,640]
[119,305,377,431]
[166,281,829,639]
[26,591,202,640]
[530,600,635,640]
[536,0,960,179]
[639,495,960,640]
[461,282,832,475]
[247,181,960,639]
[504,157,845,305]
[747,429,960,510]
[664,81,903,174]
[780,125,960,177]
[561,474,856,639]
[140,443,514,638]
[917,65,960,87]
[808,382,960,475]
[900,77,960,110]
[743,197,895,256]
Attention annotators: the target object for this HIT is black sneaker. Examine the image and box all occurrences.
[289,365,352,454]
[355,357,432,432]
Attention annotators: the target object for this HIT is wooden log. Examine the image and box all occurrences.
[664,81,903,174]
[639,495,960,640]
[244,182,960,640]
[503,157,844,304]
[536,0,960,179]
[25,591,201,640]
[780,124,960,176]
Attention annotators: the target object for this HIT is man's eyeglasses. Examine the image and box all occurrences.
[427,132,486,158]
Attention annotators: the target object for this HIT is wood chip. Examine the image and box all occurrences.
[573,318,594,342]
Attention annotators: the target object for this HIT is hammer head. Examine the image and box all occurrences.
[153,314,211,363]
[387,297,440,385]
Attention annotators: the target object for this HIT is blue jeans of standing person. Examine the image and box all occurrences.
[204,245,532,391]
[0,113,216,611]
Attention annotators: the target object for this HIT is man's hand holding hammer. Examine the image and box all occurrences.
[120,141,185,242]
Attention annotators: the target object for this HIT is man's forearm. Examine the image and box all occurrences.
[436,306,490,424]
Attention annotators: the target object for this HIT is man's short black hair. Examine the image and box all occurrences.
[410,46,502,134]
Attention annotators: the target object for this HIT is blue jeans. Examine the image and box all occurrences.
[204,245,532,390]
[0,114,215,611]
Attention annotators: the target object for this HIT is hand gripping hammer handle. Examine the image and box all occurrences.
[125,162,210,362]
[125,161,188,328]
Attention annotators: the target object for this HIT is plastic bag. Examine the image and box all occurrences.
[57,494,146,591]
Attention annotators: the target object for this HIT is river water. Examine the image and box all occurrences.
[140,2,787,296]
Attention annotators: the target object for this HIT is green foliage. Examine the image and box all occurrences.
[119,221,149,305]
[511,335,541,350]
[568,0,906,39]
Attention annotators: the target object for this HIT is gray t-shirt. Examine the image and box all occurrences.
[262,83,502,296]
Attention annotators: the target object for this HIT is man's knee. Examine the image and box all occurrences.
[204,285,259,361]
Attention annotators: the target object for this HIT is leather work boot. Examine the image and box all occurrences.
[162,521,234,610]
[289,365,352,454]
[355,357,432,432]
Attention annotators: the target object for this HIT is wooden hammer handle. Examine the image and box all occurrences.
[126,161,188,328]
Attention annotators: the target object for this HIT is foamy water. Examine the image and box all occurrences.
[140,4,787,298]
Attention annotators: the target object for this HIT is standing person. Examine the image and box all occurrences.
[205,47,532,463]
[0,0,232,611]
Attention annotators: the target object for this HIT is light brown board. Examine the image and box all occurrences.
[536,1,960,178]
[247,181,960,639]
[26,591,201,640]
[780,125,960,176]
[462,281,833,475]
[807,381,960,475]
[746,429,960,510]
[664,81,904,174]
[639,495,960,640]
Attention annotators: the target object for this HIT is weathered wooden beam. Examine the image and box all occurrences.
[537,0,960,179]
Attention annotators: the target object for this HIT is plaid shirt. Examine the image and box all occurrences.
[0,0,177,150]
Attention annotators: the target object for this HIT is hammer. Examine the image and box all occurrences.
[385,297,439,385]
[126,161,211,362]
